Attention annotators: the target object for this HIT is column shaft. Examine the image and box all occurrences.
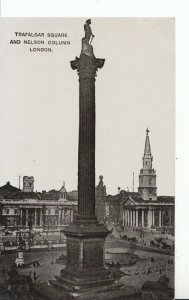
[70,55,104,222]
[58,208,61,225]
[34,209,37,226]
[152,210,155,226]
[26,209,28,226]
[20,209,22,226]
[78,71,96,219]
[141,210,144,227]
[148,209,152,228]
[159,210,162,227]
[125,210,127,225]
[136,210,138,227]
[131,209,133,226]
[133,209,136,227]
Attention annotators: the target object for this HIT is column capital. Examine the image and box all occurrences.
[71,54,105,79]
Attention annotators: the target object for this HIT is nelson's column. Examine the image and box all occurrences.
[36,20,140,300]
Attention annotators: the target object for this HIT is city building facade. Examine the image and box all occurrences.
[106,129,174,229]
[0,130,174,231]
[0,177,77,231]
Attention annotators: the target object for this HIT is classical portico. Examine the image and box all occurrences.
[19,207,43,227]
[122,196,174,228]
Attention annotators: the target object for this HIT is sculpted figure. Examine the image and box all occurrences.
[84,19,95,44]
[81,19,95,57]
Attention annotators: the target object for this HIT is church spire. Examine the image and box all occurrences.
[142,128,153,170]
[144,128,151,156]
[138,129,157,201]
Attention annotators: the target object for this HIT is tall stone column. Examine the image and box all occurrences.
[36,20,139,300]
[50,21,127,299]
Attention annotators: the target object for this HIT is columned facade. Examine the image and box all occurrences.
[119,129,174,230]
[122,204,174,229]
[0,201,77,229]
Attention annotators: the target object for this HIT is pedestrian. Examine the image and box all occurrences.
[2,268,5,277]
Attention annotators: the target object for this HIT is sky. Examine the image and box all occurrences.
[0,18,175,196]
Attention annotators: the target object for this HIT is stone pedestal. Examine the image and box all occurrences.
[15,250,24,266]
[51,223,126,299]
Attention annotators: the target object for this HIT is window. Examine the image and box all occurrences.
[149,178,152,185]
[6,209,9,214]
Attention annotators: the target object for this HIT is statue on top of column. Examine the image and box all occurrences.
[81,19,95,57]
[84,19,95,44]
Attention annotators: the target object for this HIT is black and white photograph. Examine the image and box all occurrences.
[0,17,175,299]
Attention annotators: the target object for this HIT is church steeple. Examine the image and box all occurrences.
[144,128,151,155]
[143,128,153,170]
[138,129,157,201]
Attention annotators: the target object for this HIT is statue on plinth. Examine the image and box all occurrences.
[84,19,95,43]
[15,232,25,267]
[81,19,95,57]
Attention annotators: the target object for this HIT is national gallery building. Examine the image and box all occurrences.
[0,177,78,230]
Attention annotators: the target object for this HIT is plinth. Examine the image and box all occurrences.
[15,249,24,266]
